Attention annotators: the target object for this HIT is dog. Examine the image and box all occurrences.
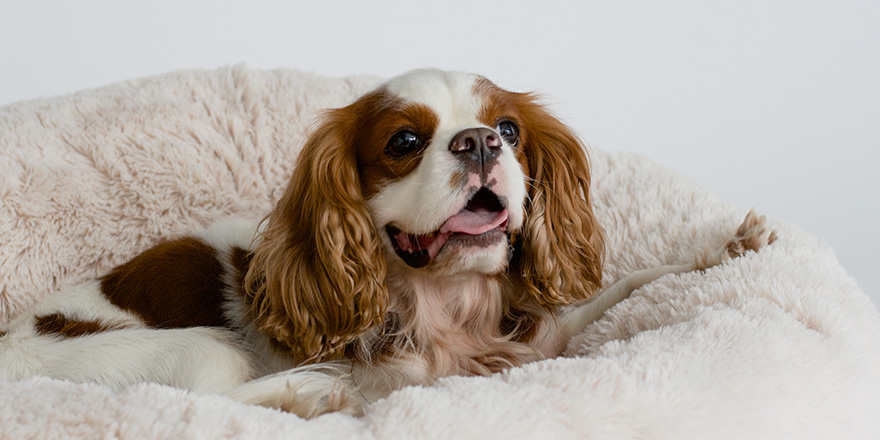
[0,69,775,418]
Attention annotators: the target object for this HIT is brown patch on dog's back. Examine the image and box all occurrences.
[100,237,230,329]
[35,314,115,338]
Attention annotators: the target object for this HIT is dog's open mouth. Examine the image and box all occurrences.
[386,187,509,268]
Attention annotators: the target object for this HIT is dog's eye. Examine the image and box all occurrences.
[496,121,519,147]
[385,131,423,157]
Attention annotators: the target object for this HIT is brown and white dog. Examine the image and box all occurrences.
[0,69,775,418]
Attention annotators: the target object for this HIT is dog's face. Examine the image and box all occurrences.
[358,70,528,275]
[248,69,604,360]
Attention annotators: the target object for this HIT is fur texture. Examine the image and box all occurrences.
[1,67,878,439]
[2,68,621,417]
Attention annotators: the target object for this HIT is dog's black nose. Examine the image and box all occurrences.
[449,127,501,173]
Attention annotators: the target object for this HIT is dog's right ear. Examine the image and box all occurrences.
[243,101,388,363]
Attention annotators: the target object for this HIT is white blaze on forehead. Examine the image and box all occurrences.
[368,70,489,235]
[383,69,484,130]
[367,68,526,250]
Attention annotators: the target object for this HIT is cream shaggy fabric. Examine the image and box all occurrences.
[1,66,878,439]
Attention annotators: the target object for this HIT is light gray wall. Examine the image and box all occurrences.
[2,1,877,304]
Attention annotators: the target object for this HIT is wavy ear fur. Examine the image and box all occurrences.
[243,107,387,363]
[513,95,605,308]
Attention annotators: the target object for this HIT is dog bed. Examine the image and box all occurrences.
[1,66,878,439]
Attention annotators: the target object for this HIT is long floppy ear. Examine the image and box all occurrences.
[513,96,605,308]
[243,108,387,363]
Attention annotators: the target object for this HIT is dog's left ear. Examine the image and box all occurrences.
[512,96,605,308]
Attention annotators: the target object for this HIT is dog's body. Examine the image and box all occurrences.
[0,70,775,418]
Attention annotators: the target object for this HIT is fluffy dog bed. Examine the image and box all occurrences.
[1,66,878,439]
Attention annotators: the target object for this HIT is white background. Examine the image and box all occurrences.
[2,1,877,306]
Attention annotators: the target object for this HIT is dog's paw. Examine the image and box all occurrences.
[696,210,776,270]
[725,209,777,259]
[225,366,365,418]
[273,379,364,418]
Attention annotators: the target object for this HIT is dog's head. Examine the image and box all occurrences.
[246,69,604,360]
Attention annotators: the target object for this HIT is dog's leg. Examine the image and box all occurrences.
[1,323,362,418]
[560,210,777,337]
[224,363,365,418]
[0,326,254,393]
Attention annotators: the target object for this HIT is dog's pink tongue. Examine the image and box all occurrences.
[392,208,509,263]
[440,208,509,235]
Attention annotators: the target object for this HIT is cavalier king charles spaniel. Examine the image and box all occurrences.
[0,69,775,418]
